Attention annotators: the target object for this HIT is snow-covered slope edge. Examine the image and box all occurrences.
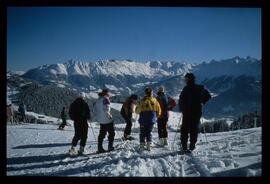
[7,109,261,177]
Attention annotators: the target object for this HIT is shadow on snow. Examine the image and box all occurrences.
[12,143,71,149]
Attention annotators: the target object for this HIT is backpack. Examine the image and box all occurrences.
[68,108,74,120]
[200,86,212,104]
[157,94,170,118]
[167,96,176,110]
[68,98,90,121]
[120,104,127,117]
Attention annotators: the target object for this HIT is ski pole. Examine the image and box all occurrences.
[172,113,182,151]
[202,119,209,144]
[134,113,139,132]
[88,121,97,143]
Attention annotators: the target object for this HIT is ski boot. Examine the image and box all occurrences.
[108,147,114,152]
[139,143,145,150]
[189,144,195,152]
[97,142,106,153]
[77,146,85,155]
[123,135,135,141]
[178,144,190,154]
[163,138,168,146]
[146,142,151,151]
[97,147,106,154]
[158,138,164,147]
[126,135,135,141]
[108,141,114,152]
[68,146,77,155]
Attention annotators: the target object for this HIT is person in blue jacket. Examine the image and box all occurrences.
[135,87,161,151]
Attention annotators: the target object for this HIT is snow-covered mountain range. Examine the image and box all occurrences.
[21,56,260,94]
[192,56,261,80]
[20,59,192,101]
[8,56,261,118]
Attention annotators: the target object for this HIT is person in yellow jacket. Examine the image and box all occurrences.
[135,87,161,151]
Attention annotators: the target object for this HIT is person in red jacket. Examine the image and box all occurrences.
[156,86,176,146]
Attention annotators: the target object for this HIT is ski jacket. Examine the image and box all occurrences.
[120,98,136,120]
[156,93,176,119]
[18,104,26,114]
[95,96,113,124]
[135,96,161,126]
[179,83,211,117]
[61,110,67,120]
[69,98,90,123]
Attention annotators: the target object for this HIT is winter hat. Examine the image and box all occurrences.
[79,92,86,98]
[158,86,165,93]
[145,87,153,96]
[99,88,110,96]
[130,94,138,100]
[184,73,195,81]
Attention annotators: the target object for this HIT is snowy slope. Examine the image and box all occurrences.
[7,109,261,177]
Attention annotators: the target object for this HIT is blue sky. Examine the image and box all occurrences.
[7,7,261,71]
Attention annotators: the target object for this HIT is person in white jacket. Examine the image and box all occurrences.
[95,89,115,153]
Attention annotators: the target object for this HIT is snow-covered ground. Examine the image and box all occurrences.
[7,108,261,177]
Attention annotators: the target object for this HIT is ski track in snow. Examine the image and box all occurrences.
[7,115,261,177]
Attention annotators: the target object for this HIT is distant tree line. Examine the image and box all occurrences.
[16,83,126,124]
[199,119,230,133]
[230,111,261,130]
[200,111,261,133]
[19,83,84,118]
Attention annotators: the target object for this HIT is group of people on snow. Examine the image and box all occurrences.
[6,102,27,124]
[62,72,211,155]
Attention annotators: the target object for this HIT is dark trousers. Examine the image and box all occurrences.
[157,117,168,139]
[123,117,132,136]
[20,113,26,123]
[140,124,153,143]
[71,121,88,147]
[59,118,67,129]
[180,115,201,149]
[98,123,115,149]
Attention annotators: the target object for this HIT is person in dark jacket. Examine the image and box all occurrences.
[121,94,138,141]
[18,102,26,123]
[68,92,91,155]
[58,107,67,130]
[156,86,176,146]
[179,73,211,152]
